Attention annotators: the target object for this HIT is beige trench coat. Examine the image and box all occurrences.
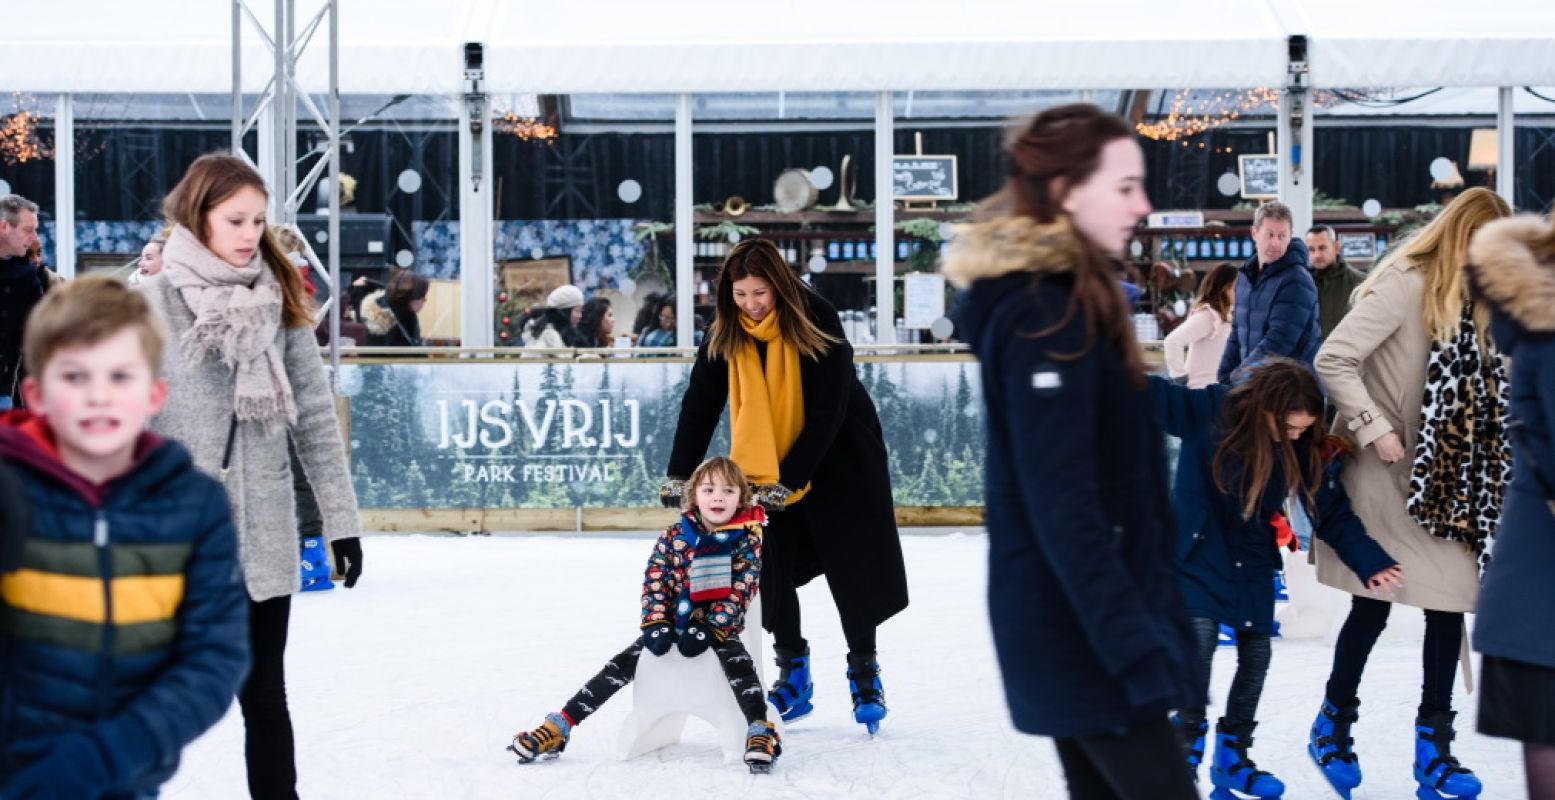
[1313,263,1481,612]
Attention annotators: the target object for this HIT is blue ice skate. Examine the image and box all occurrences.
[299,535,334,592]
[1171,713,1208,778]
[767,644,814,723]
[1218,623,1237,647]
[1273,570,1289,602]
[1209,719,1284,799]
[1413,711,1481,799]
[846,650,888,735]
[1308,698,1362,799]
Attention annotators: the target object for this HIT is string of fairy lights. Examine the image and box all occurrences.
[1,92,54,165]
[1135,87,1393,152]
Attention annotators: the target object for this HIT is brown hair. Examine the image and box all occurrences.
[1212,358,1326,520]
[1253,202,1293,228]
[23,274,168,378]
[681,456,754,515]
[998,103,1146,386]
[385,268,430,314]
[162,153,314,329]
[1195,263,1239,322]
[705,239,840,362]
[1355,186,1510,345]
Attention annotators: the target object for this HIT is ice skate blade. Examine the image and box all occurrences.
[747,761,774,774]
[863,720,880,735]
[506,744,561,765]
[1415,788,1479,800]
[1208,789,1281,800]
[774,700,812,724]
[1306,744,1355,799]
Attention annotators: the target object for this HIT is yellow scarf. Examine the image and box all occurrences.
[728,310,811,504]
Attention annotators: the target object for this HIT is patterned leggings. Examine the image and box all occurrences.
[561,635,768,727]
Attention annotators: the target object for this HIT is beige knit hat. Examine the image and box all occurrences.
[547,284,584,309]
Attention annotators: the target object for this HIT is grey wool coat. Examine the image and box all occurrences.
[140,273,362,602]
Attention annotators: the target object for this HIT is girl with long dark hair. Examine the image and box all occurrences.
[1163,262,1237,388]
[663,238,907,735]
[1149,359,1398,799]
[943,104,1198,799]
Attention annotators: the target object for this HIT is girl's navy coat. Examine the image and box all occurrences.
[1467,216,1555,670]
[945,217,1199,739]
[1149,376,1397,634]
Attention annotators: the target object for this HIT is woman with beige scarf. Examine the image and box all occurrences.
[663,239,907,735]
[1311,187,1511,800]
[139,153,363,800]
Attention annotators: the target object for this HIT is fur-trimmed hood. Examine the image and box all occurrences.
[360,289,396,335]
[1470,215,1555,332]
[940,216,1083,289]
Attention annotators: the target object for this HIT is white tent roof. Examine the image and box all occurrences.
[9,1,1555,95]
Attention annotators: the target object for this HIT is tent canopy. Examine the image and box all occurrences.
[8,1,1555,95]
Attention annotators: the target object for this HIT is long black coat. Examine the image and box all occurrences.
[944,216,1199,738]
[667,290,909,631]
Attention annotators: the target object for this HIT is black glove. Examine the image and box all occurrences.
[677,622,720,658]
[751,483,793,512]
[331,537,363,589]
[640,622,676,656]
[658,478,688,509]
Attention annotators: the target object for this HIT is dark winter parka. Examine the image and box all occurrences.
[1149,377,1397,634]
[0,414,250,797]
[1467,215,1555,670]
[1218,238,1321,382]
[943,216,1199,738]
[667,290,908,631]
[0,256,63,408]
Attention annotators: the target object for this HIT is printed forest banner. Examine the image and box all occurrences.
[340,359,986,510]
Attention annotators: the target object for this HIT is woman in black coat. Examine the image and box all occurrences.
[943,104,1199,799]
[663,238,907,734]
[362,269,428,347]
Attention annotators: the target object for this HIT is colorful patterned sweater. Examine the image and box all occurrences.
[640,507,765,638]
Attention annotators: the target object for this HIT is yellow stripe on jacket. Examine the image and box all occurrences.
[1,569,186,625]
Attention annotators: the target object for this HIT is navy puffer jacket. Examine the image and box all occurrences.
[0,414,249,797]
[1218,238,1321,382]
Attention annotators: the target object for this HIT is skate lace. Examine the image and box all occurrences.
[527,724,562,753]
[747,731,776,754]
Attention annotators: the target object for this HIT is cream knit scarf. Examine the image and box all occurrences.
[162,225,297,436]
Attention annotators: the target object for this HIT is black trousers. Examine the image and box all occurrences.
[1053,718,1201,800]
[1180,617,1272,726]
[763,505,877,654]
[1325,594,1462,716]
[561,636,768,727]
[240,596,297,800]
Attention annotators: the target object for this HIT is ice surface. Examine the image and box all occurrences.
[163,532,1526,799]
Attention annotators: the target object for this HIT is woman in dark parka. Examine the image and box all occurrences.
[663,238,907,734]
[1467,214,1555,797]
[942,104,1198,799]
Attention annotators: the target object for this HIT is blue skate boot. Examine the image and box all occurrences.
[1209,718,1284,799]
[1273,570,1289,602]
[1171,713,1209,779]
[1413,711,1481,799]
[846,650,888,735]
[767,644,814,723]
[1218,623,1237,647]
[1308,698,1362,799]
[299,535,334,592]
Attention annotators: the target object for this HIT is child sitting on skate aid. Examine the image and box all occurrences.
[1150,359,1402,799]
[507,456,782,773]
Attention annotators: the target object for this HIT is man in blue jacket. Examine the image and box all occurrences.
[1217,202,1321,383]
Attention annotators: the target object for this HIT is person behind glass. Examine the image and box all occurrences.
[661,238,907,735]
[1163,262,1237,388]
[1305,225,1365,340]
[637,295,693,347]
[564,296,615,348]
[1,194,58,411]
[136,152,365,800]
[1217,202,1321,383]
[1466,213,1555,800]
[128,228,169,288]
[362,268,429,347]
[1311,186,1511,800]
[1148,358,1399,798]
[940,103,1198,800]
[521,284,583,349]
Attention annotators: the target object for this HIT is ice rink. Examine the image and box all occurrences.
[164,532,1527,799]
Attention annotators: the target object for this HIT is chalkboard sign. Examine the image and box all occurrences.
[1338,232,1377,261]
[893,155,958,201]
[1238,154,1279,199]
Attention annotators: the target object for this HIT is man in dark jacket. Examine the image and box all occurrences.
[0,194,48,409]
[1217,202,1321,383]
[1305,225,1365,339]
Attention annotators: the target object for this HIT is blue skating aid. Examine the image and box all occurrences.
[299,535,334,592]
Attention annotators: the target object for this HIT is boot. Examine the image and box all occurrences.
[508,712,571,763]
[1171,713,1208,778]
[1308,698,1362,798]
[767,644,814,723]
[1413,710,1481,799]
[846,650,888,735]
[743,720,782,774]
[1209,718,1284,799]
